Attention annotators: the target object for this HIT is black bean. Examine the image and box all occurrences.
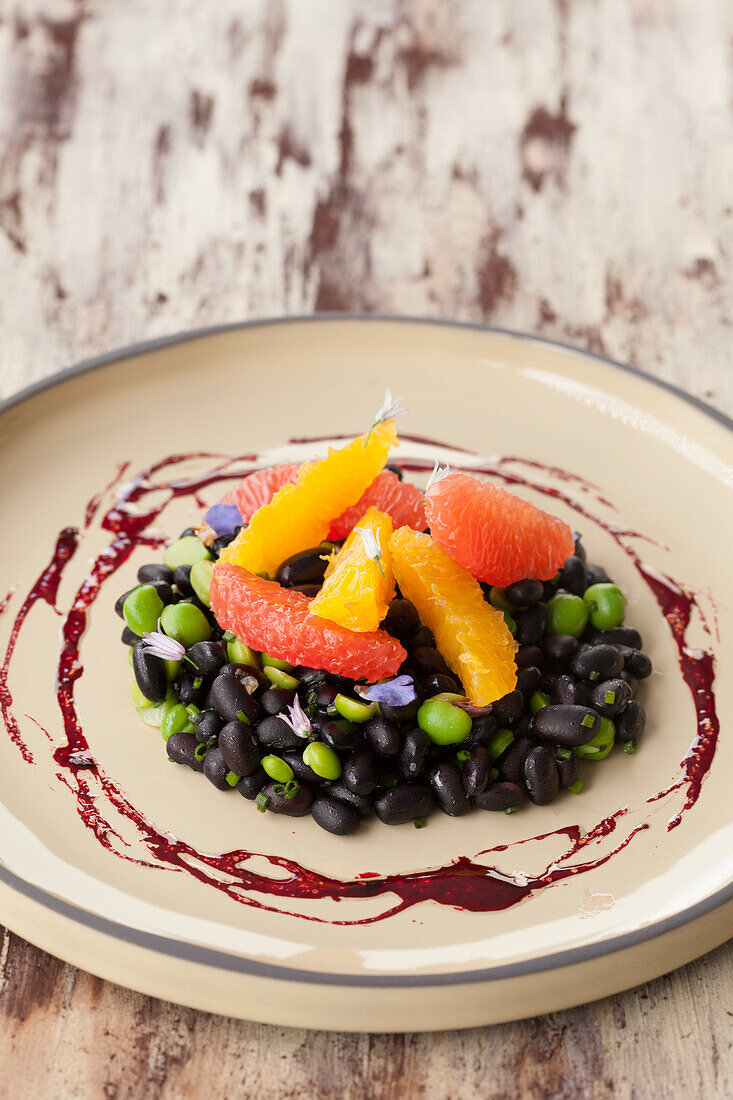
[187,640,227,677]
[515,603,548,646]
[321,719,362,753]
[364,716,401,757]
[315,682,339,710]
[465,714,498,749]
[290,583,321,597]
[524,746,560,805]
[551,674,579,706]
[218,720,260,776]
[474,782,526,811]
[516,666,542,695]
[590,626,642,649]
[590,678,633,717]
[166,732,204,771]
[328,782,374,815]
[556,754,578,789]
[260,687,297,716]
[255,714,302,750]
[572,537,587,562]
[115,588,137,619]
[498,737,533,784]
[617,670,638,693]
[515,645,544,670]
[558,555,588,596]
[295,666,328,689]
[194,709,222,744]
[236,768,267,799]
[383,598,419,639]
[179,526,197,538]
[542,578,560,602]
[617,700,646,742]
[263,781,313,817]
[311,796,361,835]
[342,751,380,795]
[121,626,140,645]
[276,546,330,588]
[616,645,652,679]
[504,578,544,607]
[429,762,470,816]
[211,532,237,555]
[132,643,167,703]
[172,564,193,596]
[493,689,525,727]
[543,633,579,662]
[421,672,460,697]
[395,730,427,781]
[282,750,325,786]
[461,746,490,796]
[378,697,421,723]
[585,562,611,585]
[148,580,174,605]
[531,704,601,746]
[412,647,452,677]
[203,746,231,790]
[374,783,434,825]
[223,663,269,694]
[571,645,624,682]
[209,672,260,724]
[174,672,206,706]
[137,563,174,585]
[410,626,437,650]
[386,463,404,480]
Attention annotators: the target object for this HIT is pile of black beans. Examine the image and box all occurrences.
[121,531,651,836]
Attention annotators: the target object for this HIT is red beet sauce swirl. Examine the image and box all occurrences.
[0,442,719,925]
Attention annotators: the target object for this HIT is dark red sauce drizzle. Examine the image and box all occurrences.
[0,442,718,924]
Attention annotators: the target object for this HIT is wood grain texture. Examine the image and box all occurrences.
[0,0,731,1096]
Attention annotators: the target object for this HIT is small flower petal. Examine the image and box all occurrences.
[426,461,451,491]
[373,389,407,426]
[139,622,186,662]
[204,502,242,536]
[280,696,312,739]
[356,675,417,706]
[354,525,382,561]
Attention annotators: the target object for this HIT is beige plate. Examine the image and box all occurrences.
[0,317,731,1031]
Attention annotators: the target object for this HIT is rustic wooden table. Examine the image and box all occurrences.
[1,2,731,1096]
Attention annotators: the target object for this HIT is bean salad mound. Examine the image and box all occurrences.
[119,474,651,837]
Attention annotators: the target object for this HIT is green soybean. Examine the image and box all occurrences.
[123,585,164,636]
[163,658,182,682]
[334,694,377,723]
[417,697,472,745]
[161,703,200,741]
[135,686,179,728]
[262,653,295,672]
[487,727,514,760]
[131,680,149,708]
[262,755,294,782]
[546,593,589,638]
[583,583,627,630]
[262,666,300,690]
[164,536,212,570]
[575,716,615,761]
[302,741,342,780]
[190,559,215,607]
[160,602,211,647]
[227,639,260,668]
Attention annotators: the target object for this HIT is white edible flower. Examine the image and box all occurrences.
[139,620,186,661]
[373,388,407,427]
[281,696,312,740]
[426,460,451,491]
[354,525,385,577]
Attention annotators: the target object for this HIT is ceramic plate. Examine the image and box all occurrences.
[0,317,731,1031]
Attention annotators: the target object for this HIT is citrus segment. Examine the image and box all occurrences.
[389,527,517,705]
[221,464,299,522]
[327,470,426,541]
[210,563,406,681]
[220,421,398,577]
[425,472,574,586]
[310,507,396,632]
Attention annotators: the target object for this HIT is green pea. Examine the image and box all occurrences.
[583,583,627,631]
[123,585,165,636]
[262,755,295,782]
[487,727,515,760]
[334,694,377,723]
[227,639,260,668]
[136,686,179,728]
[263,666,300,690]
[161,702,200,741]
[262,653,295,672]
[164,536,212,570]
[160,602,211,647]
[302,741,342,780]
[489,586,514,613]
[190,559,215,607]
[530,691,550,715]
[417,697,472,745]
[575,716,615,761]
[546,593,589,638]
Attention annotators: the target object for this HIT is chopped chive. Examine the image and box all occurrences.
[505,806,521,815]
[223,630,236,642]
[569,778,585,794]
[489,767,499,781]
[456,749,470,763]
[556,747,573,761]
[581,714,596,728]
[193,742,208,761]
[604,690,616,705]
[225,771,241,788]
[306,690,318,708]
[382,776,398,788]
[193,676,203,689]
[255,792,270,813]
[236,709,251,725]
[623,740,637,755]
[589,671,600,682]
[413,817,425,829]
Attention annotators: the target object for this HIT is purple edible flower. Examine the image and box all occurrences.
[356,674,417,706]
[204,502,242,536]
[281,696,312,739]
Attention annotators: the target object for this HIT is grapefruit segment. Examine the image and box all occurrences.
[220,420,397,577]
[221,464,299,522]
[210,563,406,681]
[310,507,396,632]
[327,470,426,541]
[425,472,574,586]
[389,527,517,705]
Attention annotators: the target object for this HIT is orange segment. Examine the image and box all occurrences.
[220,420,398,577]
[389,528,517,705]
[310,507,396,632]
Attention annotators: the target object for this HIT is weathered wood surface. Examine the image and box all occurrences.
[0,0,731,1096]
